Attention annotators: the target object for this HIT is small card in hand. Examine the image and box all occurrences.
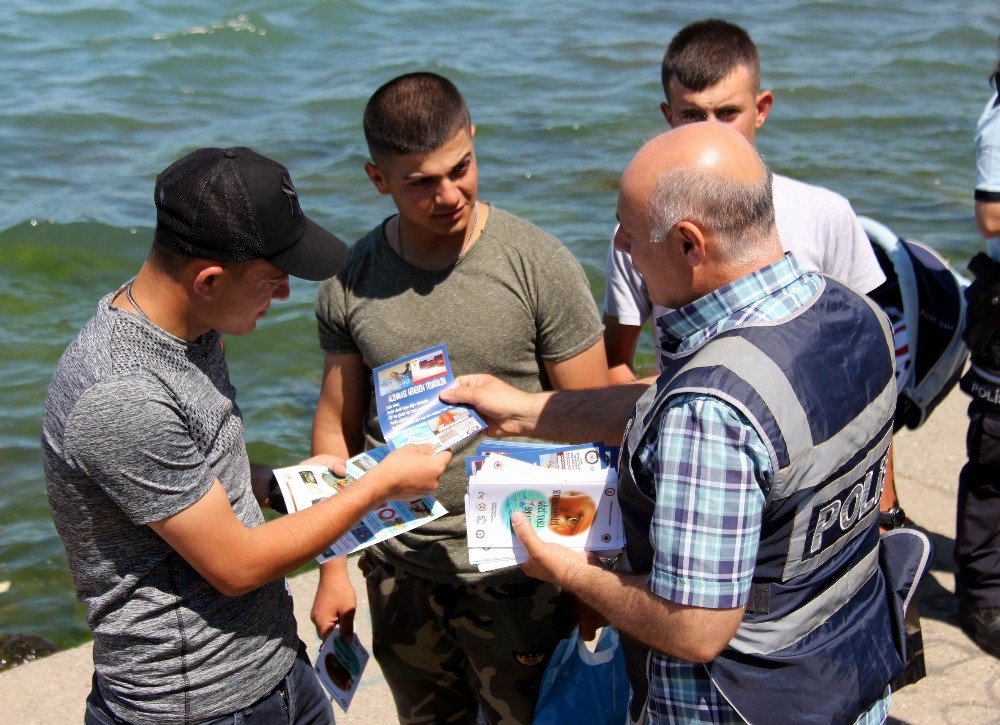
[314,624,370,712]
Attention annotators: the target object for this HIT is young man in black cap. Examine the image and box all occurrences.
[42,147,449,724]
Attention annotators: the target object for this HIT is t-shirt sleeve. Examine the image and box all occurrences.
[603,229,653,325]
[976,98,1000,200]
[822,199,886,295]
[61,377,217,525]
[316,274,359,354]
[532,239,605,362]
[648,395,770,610]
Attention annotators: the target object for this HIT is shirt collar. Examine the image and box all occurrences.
[656,253,804,354]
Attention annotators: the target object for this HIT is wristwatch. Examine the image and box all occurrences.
[878,506,906,530]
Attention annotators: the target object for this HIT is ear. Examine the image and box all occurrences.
[364,162,391,196]
[470,124,477,140]
[192,264,226,301]
[660,102,674,127]
[755,90,774,130]
[675,221,707,268]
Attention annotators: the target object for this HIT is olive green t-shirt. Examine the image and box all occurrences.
[316,206,604,583]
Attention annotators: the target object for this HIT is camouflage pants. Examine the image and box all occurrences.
[359,554,573,724]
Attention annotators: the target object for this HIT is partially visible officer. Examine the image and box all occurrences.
[444,123,905,723]
[42,147,448,723]
[959,54,1000,657]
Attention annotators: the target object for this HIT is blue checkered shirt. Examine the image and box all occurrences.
[634,254,890,724]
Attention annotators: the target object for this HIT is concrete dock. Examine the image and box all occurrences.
[1,387,998,723]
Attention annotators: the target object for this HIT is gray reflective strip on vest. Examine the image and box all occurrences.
[773,377,896,501]
[782,428,891,580]
[667,336,815,458]
[728,545,880,656]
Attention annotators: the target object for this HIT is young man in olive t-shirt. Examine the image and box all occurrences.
[312,73,608,723]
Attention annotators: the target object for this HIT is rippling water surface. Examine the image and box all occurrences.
[1,1,997,646]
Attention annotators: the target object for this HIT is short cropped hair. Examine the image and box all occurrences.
[363,72,471,161]
[148,241,253,278]
[661,19,761,100]
[648,160,775,266]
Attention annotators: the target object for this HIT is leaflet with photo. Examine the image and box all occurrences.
[273,465,350,513]
[373,344,486,452]
[314,624,370,713]
[467,453,623,550]
[271,464,447,564]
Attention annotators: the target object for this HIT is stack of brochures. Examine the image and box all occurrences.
[275,344,485,565]
[465,440,624,572]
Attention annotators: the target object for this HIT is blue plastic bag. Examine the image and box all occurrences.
[532,627,629,725]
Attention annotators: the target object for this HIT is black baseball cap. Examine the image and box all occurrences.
[153,147,348,281]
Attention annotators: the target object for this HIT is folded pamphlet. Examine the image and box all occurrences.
[272,464,446,564]
[373,344,486,452]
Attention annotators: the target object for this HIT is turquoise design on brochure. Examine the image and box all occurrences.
[373,343,486,452]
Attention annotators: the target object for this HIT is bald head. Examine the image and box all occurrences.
[623,123,765,196]
[621,123,776,267]
[626,122,771,214]
[613,123,780,308]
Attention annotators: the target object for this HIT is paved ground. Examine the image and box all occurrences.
[1,387,999,723]
[882,388,1000,724]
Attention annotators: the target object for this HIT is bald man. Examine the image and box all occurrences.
[442,124,903,724]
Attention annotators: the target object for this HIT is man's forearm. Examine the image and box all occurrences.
[312,419,357,459]
[441,375,649,444]
[224,479,386,595]
[534,384,648,444]
[159,473,387,598]
[976,199,1000,239]
[603,316,642,385]
[557,563,742,663]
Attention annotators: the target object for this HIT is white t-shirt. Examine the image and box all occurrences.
[604,173,886,354]
[975,93,1000,260]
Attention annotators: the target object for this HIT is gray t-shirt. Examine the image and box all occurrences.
[41,291,297,723]
[317,206,604,584]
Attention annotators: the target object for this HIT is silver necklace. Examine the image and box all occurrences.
[397,200,479,264]
[125,281,150,321]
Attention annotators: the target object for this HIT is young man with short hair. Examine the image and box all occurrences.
[311,73,608,723]
[42,147,448,723]
[603,18,885,382]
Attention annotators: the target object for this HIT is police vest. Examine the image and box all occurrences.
[617,276,905,725]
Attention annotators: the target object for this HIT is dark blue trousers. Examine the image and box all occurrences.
[84,642,334,724]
